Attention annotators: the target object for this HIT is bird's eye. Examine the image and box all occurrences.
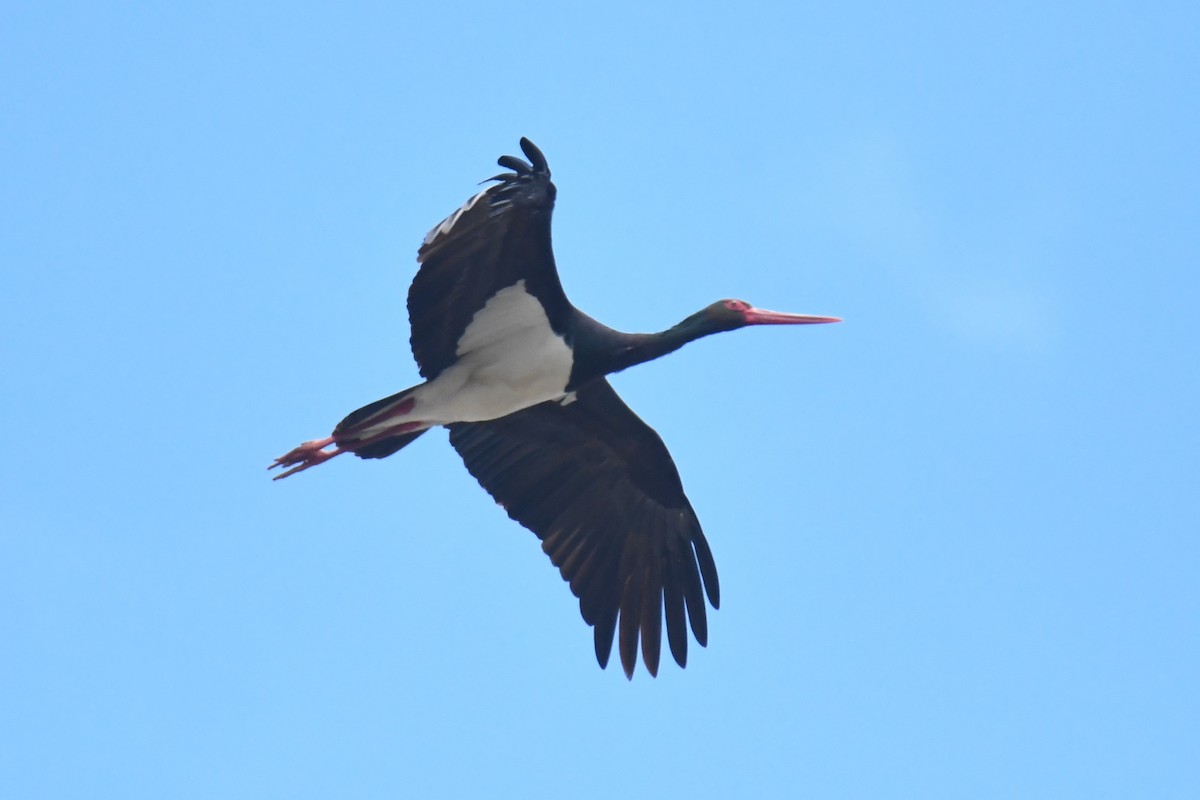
[724,300,750,312]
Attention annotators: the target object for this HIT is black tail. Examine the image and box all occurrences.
[351,429,426,460]
[334,387,429,460]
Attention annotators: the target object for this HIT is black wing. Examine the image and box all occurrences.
[408,138,571,380]
[447,379,720,678]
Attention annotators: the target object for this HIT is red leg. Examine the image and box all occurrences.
[269,436,344,480]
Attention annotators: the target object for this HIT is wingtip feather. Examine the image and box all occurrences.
[594,607,617,669]
[519,137,550,173]
[693,532,721,609]
[496,154,532,174]
[618,577,643,680]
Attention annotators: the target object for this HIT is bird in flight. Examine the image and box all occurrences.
[271,138,839,678]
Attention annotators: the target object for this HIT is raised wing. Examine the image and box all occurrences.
[447,379,720,678]
[408,138,571,380]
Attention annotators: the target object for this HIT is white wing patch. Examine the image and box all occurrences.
[411,281,574,424]
[422,188,489,247]
[455,280,558,358]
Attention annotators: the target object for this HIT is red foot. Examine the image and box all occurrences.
[269,436,344,480]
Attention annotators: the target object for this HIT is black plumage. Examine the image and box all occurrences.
[271,138,838,678]
[449,378,719,677]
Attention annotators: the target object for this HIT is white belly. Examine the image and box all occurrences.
[415,281,573,424]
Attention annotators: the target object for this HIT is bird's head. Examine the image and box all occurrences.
[701,299,841,332]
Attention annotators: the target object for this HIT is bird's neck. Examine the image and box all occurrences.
[568,308,727,388]
[603,312,722,375]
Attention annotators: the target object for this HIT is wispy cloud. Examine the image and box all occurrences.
[816,131,1060,352]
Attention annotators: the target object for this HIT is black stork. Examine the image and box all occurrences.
[271,138,839,678]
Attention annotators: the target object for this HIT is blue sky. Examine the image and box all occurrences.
[3,2,1198,797]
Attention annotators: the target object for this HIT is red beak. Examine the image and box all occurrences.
[743,307,842,326]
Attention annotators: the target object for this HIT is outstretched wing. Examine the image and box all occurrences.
[408,138,571,380]
[447,379,721,678]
